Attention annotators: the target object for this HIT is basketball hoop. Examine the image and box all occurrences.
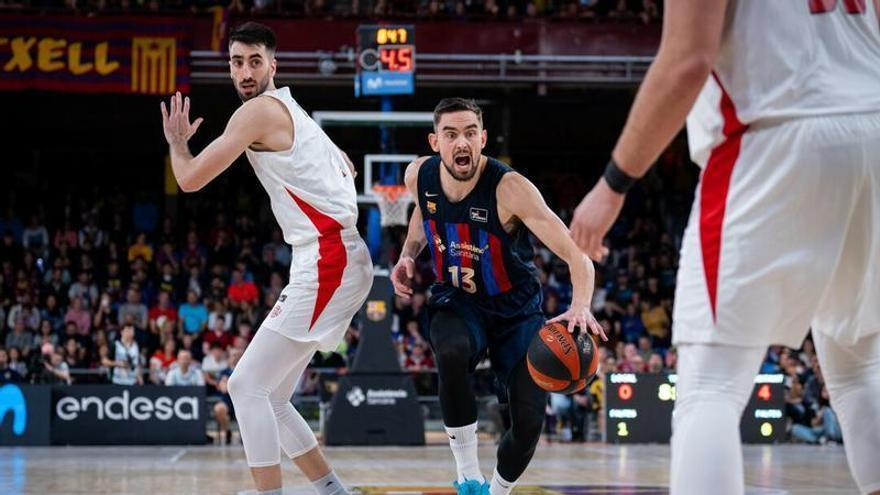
[371,184,413,227]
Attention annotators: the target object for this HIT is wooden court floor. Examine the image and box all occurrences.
[0,441,859,494]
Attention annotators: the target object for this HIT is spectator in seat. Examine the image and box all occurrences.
[22,214,49,256]
[111,324,143,385]
[8,293,40,331]
[227,268,259,305]
[149,338,178,385]
[0,347,23,383]
[663,347,677,372]
[208,300,233,332]
[127,232,154,263]
[792,385,842,445]
[180,332,205,363]
[179,289,209,335]
[118,288,148,330]
[202,342,229,393]
[149,290,178,332]
[68,270,99,308]
[620,303,646,343]
[637,335,653,362]
[404,340,434,371]
[5,318,33,357]
[40,349,71,385]
[641,299,670,347]
[647,352,664,373]
[203,317,234,354]
[64,296,92,335]
[31,320,56,351]
[94,343,114,383]
[40,294,65,334]
[165,350,205,386]
[7,346,28,379]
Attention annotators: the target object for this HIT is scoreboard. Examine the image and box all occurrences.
[605,373,785,444]
[355,25,415,97]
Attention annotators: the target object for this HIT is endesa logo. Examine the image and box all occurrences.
[0,384,27,436]
[56,389,199,421]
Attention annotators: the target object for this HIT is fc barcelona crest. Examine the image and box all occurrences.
[426,201,437,214]
[366,300,387,321]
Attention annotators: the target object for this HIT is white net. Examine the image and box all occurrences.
[371,185,413,227]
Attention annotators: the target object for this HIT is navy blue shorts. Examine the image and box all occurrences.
[428,282,545,385]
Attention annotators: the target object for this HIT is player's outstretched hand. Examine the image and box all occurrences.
[161,91,204,146]
[569,179,624,262]
[547,302,608,342]
[391,256,415,299]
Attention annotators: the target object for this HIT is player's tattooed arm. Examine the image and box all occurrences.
[498,173,607,340]
[161,92,290,192]
[391,157,430,298]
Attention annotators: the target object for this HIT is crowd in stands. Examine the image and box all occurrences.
[1,0,662,23]
[0,143,836,444]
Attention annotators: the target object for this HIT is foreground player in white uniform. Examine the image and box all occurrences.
[569,1,880,494]
[161,22,372,495]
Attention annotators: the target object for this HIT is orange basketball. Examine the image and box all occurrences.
[526,322,599,394]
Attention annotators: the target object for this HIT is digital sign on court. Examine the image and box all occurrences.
[355,25,415,97]
[605,373,786,444]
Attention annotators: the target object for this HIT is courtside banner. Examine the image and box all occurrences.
[0,384,52,446]
[0,15,190,94]
[51,386,205,445]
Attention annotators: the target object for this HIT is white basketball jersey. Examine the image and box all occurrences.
[245,87,358,246]
[687,0,880,166]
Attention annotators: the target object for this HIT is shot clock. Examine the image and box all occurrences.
[605,373,785,444]
[355,25,415,97]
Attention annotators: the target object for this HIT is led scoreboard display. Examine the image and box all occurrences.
[356,25,415,97]
[605,373,785,444]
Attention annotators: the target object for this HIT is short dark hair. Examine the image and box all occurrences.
[229,22,277,53]
[433,98,483,127]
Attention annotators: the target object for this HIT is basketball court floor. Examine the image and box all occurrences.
[0,441,858,494]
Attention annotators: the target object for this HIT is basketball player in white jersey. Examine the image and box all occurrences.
[569,1,880,494]
[160,22,372,495]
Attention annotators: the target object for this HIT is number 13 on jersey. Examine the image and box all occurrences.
[448,266,477,294]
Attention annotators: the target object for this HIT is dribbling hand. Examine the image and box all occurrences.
[547,301,608,342]
[160,91,204,147]
[391,256,415,299]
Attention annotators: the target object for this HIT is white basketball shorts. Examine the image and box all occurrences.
[262,228,373,351]
[673,112,880,348]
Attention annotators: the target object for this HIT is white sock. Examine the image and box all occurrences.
[258,490,282,495]
[312,470,347,495]
[489,468,515,495]
[445,422,484,483]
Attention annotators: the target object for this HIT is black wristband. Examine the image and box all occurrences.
[603,158,637,194]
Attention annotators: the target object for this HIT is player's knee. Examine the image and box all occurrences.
[433,335,470,367]
[513,407,544,441]
[430,315,473,369]
[227,368,258,404]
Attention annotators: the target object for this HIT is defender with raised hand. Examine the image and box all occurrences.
[161,21,371,495]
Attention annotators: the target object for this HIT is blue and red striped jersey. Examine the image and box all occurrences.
[417,155,538,300]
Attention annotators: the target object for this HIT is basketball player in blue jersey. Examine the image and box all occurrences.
[391,98,607,495]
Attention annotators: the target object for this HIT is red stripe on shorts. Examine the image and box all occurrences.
[286,188,346,330]
[700,73,748,321]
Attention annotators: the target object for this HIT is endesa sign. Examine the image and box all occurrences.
[51,386,206,445]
